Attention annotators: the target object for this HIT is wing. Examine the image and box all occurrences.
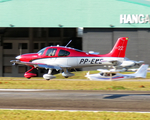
[100,59,122,66]
[107,60,122,66]
[97,68,124,73]
[10,60,62,70]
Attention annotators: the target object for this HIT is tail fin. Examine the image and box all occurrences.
[107,37,128,57]
[134,64,149,78]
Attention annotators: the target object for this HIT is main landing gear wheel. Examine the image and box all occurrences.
[65,76,68,78]
[43,74,56,80]
[62,68,74,78]
[43,69,56,80]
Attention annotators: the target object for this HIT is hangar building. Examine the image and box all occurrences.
[0,0,150,77]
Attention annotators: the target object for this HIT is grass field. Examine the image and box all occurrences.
[0,79,150,90]
[0,77,150,91]
[0,71,150,90]
[0,110,150,120]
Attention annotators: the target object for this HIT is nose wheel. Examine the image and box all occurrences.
[24,67,37,79]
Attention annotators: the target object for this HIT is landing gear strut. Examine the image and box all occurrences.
[43,69,56,80]
[62,68,74,78]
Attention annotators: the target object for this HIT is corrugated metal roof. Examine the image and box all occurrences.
[0,0,150,27]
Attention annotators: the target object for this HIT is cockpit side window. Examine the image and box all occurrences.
[100,73,104,76]
[58,50,70,57]
[37,47,46,55]
[46,48,57,56]
[100,73,116,77]
[112,73,116,76]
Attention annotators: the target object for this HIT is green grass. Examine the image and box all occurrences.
[0,79,150,90]
[0,71,150,90]
[109,86,126,90]
[0,110,150,120]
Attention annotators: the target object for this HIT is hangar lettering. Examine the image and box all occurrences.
[120,14,150,24]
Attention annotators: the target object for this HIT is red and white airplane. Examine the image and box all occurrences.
[10,37,128,80]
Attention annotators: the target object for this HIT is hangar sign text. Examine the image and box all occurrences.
[120,14,150,24]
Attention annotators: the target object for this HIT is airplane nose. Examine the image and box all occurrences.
[16,55,21,60]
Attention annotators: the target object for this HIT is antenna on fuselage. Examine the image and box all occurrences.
[65,40,72,47]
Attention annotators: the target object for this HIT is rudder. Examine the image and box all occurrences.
[135,64,149,78]
[107,37,128,57]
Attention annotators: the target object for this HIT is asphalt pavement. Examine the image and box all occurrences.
[0,89,150,112]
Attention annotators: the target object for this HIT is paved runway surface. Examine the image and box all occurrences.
[0,89,150,112]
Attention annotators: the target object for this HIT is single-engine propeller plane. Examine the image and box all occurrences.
[10,37,128,80]
[119,57,144,71]
[85,64,149,81]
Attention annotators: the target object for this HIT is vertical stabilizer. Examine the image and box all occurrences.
[134,64,149,78]
[107,37,128,57]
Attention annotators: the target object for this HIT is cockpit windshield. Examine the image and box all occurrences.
[37,47,46,55]
[74,48,83,52]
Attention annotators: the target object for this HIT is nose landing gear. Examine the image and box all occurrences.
[24,67,37,79]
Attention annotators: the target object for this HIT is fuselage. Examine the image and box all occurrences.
[17,46,124,68]
[86,72,135,81]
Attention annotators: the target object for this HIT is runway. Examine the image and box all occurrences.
[0,89,150,112]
